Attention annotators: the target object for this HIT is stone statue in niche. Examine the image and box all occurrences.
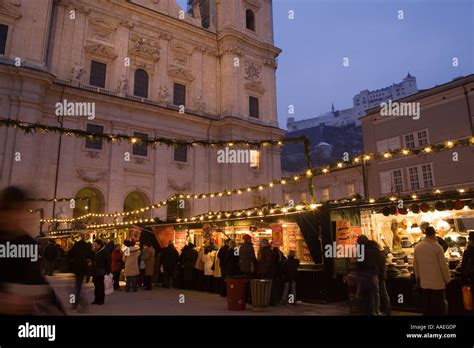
[192,2,202,20]
[158,86,170,102]
[195,95,205,112]
[118,75,128,95]
[70,62,85,82]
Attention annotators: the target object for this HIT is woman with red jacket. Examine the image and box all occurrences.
[111,244,124,290]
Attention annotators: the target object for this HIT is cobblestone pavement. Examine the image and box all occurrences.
[46,273,417,316]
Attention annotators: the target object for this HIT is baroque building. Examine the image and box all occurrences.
[0,0,284,228]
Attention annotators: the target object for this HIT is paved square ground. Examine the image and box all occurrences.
[46,273,417,316]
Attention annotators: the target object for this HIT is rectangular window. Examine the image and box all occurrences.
[0,24,8,55]
[321,188,330,201]
[404,134,415,149]
[392,169,403,192]
[422,164,434,188]
[132,132,148,157]
[347,183,355,196]
[249,96,259,118]
[301,192,307,203]
[85,124,104,150]
[377,136,400,153]
[173,83,186,106]
[417,130,428,147]
[408,166,420,190]
[89,60,106,88]
[249,150,260,169]
[174,145,187,162]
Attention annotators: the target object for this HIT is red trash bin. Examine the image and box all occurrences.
[226,277,248,311]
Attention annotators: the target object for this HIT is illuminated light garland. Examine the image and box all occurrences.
[327,188,473,208]
[38,136,473,223]
[0,117,307,149]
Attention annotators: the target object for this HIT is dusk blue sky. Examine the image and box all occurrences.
[272,0,474,129]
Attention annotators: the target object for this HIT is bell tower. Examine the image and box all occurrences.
[215,0,281,127]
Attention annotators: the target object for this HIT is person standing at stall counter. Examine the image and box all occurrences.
[280,250,299,305]
[414,226,451,315]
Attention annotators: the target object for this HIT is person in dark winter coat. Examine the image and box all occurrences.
[280,250,300,304]
[461,232,474,313]
[258,239,275,279]
[91,239,111,305]
[160,241,179,288]
[356,236,381,315]
[217,239,231,296]
[67,236,93,310]
[225,240,240,276]
[111,244,124,290]
[258,238,278,305]
[44,240,58,276]
[180,243,198,289]
[239,234,256,277]
[375,242,391,315]
[272,245,286,300]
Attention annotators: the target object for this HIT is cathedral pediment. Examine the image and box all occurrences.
[0,0,22,20]
[243,0,261,11]
[245,81,265,94]
[171,43,193,66]
[168,67,195,82]
[167,178,191,192]
[130,33,161,61]
[88,17,118,43]
[84,43,118,60]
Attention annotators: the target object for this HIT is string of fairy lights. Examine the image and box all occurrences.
[83,187,473,230]
[86,202,322,229]
[40,170,316,223]
[39,134,474,225]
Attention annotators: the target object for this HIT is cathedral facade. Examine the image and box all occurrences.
[0,0,284,228]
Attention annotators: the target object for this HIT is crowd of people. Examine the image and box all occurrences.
[1,185,473,316]
[63,234,301,311]
[354,225,474,316]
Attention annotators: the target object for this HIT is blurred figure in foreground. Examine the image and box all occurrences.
[67,235,93,311]
[0,186,64,315]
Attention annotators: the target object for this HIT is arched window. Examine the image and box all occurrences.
[133,69,149,98]
[72,187,105,228]
[246,9,255,31]
[123,191,151,221]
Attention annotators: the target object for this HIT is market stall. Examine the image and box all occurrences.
[151,207,346,303]
[329,193,474,312]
